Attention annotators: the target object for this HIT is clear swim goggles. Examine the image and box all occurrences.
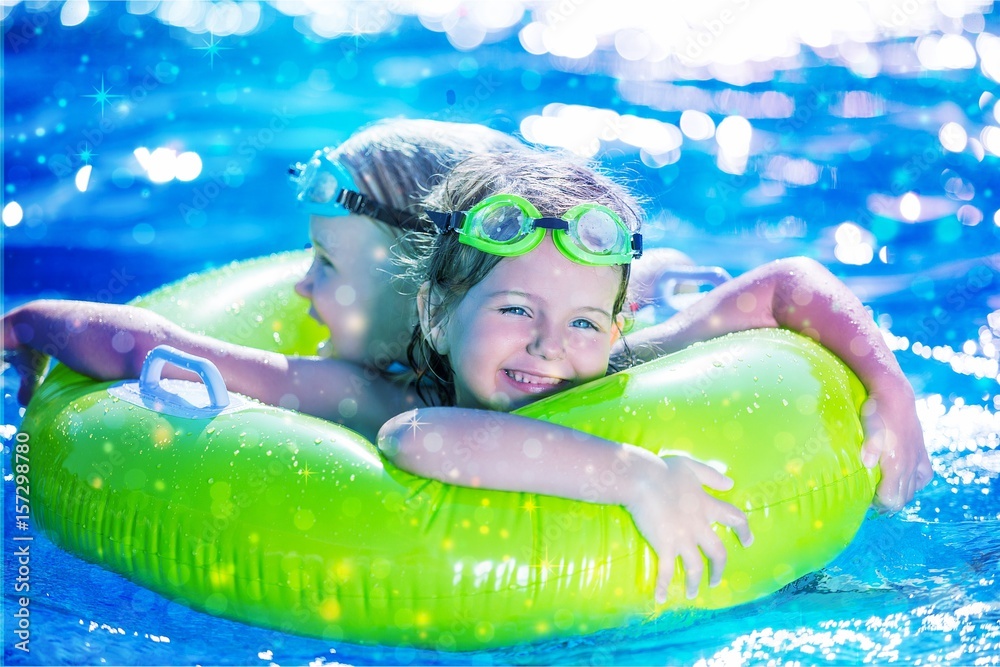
[426,193,643,266]
[289,147,417,229]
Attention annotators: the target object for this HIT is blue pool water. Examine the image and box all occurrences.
[3,1,1000,664]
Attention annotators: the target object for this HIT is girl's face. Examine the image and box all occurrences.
[295,215,413,364]
[434,236,622,411]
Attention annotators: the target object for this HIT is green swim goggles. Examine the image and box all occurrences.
[426,194,642,266]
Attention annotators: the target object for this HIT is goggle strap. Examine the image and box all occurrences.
[338,190,411,229]
[532,217,570,231]
[427,210,465,233]
[632,232,643,259]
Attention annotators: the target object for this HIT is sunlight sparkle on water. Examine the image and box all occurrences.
[715,115,752,175]
[900,192,922,222]
[133,147,203,184]
[2,201,23,227]
[520,104,682,161]
[939,122,968,152]
[60,0,89,27]
[833,222,874,266]
[75,165,93,192]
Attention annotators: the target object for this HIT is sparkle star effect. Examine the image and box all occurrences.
[298,464,314,484]
[196,33,230,69]
[404,412,427,436]
[83,76,123,118]
[347,13,369,52]
[533,547,560,577]
[75,144,97,165]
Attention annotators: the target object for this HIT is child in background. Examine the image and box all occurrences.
[3,119,522,414]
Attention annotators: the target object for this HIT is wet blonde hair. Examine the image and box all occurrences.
[404,150,643,407]
[326,119,524,235]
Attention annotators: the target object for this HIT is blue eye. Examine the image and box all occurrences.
[571,318,599,331]
[499,306,528,316]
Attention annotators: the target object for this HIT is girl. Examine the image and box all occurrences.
[376,151,757,604]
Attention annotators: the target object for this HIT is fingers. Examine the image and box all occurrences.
[651,507,751,605]
[915,455,934,490]
[715,500,754,547]
[699,531,728,588]
[654,549,675,605]
[681,458,734,491]
[679,546,704,599]
[862,393,935,511]
[6,347,47,406]
[860,400,885,469]
[2,313,31,351]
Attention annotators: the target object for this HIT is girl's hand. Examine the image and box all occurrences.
[623,453,753,604]
[2,307,49,405]
[861,381,933,512]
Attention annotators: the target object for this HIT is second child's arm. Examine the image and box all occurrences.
[3,300,412,440]
[378,407,752,603]
[617,256,933,511]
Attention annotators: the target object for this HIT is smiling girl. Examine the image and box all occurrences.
[377,151,755,604]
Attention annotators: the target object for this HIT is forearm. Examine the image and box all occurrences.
[619,258,909,395]
[4,300,178,379]
[4,299,291,404]
[378,407,658,505]
[767,261,909,396]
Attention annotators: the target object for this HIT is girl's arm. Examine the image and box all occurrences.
[378,407,753,603]
[3,300,411,440]
[617,256,933,512]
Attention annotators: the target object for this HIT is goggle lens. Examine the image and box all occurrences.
[299,166,340,206]
[575,209,625,255]
[479,206,527,243]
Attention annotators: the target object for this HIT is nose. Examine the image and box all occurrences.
[527,321,565,361]
[294,261,316,299]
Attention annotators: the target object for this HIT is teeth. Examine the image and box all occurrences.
[506,370,562,386]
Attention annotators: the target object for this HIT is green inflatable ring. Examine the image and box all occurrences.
[24,251,878,651]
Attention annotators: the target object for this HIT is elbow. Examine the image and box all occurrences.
[378,409,463,482]
[377,410,421,466]
[770,256,831,282]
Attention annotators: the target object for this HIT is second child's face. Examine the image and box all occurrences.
[438,236,622,411]
[295,215,412,364]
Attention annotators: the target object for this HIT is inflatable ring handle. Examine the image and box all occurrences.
[657,265,732,287]
[140,345,230,409]
[657,265,732,312]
